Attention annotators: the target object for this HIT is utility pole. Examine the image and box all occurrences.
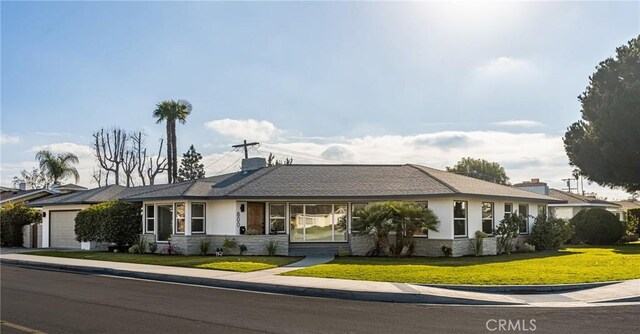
[232,140,259,159]
[562,178,573,193]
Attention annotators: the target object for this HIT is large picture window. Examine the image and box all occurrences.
[482,202,494,235]
[518,204,529,234]
[175,203,185,233]
[290,204,347,242]
[191,203,205,233]
[145,205,155,233]
[350,203,368,233]
[269,203,286,234]
[454,201,467,237]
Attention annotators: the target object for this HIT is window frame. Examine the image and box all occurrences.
[268,203,286,234]
[350,202,368,234]
[481,202,494,235]
[518,203,529,234]
[453,200,468,238]
[191,202,206,234]
[174,202,186,234]
[145,204,155,234]
[504,203,513,218]
[289,203,348,243]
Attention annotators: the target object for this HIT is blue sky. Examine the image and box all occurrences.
[1,1,638,199]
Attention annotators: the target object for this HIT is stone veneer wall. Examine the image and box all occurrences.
[141,234,289,256]
[22,224,32,248]
[350,234,498,257]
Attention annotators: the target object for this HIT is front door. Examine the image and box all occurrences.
[247,202,265,234]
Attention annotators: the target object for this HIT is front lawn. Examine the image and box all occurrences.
[26,251,302,272]
[282,244,640,285]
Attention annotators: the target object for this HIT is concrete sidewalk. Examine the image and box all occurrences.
[1,253,638,307]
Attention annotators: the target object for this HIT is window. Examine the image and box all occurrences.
[145,205,155,233]
[269,203,286,234]
[289,204,348,242]
[518,204,529,234]
[537,205,546,217]
[157,204,172,242]
[504,203,513,218]
[175,203,185,233]
[350,203,368,233]
[482,202,494,234]
[453,201,467,237]
[191,203,205,233]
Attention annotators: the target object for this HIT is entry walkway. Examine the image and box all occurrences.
[1,252,638,307]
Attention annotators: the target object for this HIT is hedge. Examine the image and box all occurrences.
[1,202,42,247]
[570,208,625,245]
[75,201,141,247]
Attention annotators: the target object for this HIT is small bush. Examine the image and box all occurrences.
[338,247,350,257]
[239,244,248,255]
[620,234,639,243]
[199,239,212,256]
[129,236,147,254]
[495,214,523,254]
[222,237,237,251]
[570,208,625,244]
[0,202,42,247]
[441,244,452,257]
[529,213,573,250]
[471,231,488,256]
[266,240,279,256]
[245,228,260,235]
[148,242,158,254]
[523,242,536,252]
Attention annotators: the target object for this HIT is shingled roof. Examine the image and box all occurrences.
[29,164,560,206]
[548,189,620,207]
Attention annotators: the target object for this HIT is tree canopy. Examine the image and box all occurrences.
[35,150,80,184]
[177,145,205,182]
[12,167,53,189]
[446,157,510,185]
[153,99,192,183]
[564,36,640,192]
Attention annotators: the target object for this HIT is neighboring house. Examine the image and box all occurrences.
[0,183,87,208]
[611,199,640,221]
[30,158,560,256]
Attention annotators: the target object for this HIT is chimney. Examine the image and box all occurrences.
[514,178,549,195]
[18,182,28,191]
[241,157,267,172]
[531,178,540,183]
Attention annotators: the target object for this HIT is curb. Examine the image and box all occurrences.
[421,281,620,294]
[1,258,520,306]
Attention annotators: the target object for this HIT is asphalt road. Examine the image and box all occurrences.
[1,265,638,334]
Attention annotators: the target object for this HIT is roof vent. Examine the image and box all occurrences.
[241,157,267,172]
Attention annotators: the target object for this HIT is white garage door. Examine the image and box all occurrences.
[50,211,81,248]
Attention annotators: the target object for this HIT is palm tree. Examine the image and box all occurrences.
[153,99,192,183]
[35,150,80,185]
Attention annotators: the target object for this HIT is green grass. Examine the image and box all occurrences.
[283,244,640,285]
[26,251,302,273]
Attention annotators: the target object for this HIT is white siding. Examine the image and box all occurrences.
[206,200,237,235]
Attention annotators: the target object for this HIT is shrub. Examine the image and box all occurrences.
[0,202,42,247]
[523,242,536,252]
[75,201,142,247]
[245,228,260,235]
[129,235,147,254]
[239,244,248,255]
[495,213,523,254]
[471,231,488,256]
[626,208,640,235]
[148,242,158,254]
[222,237,237,252]
[338,246,350,257]
[441,245,452,257]
[266,240,279,256]
[620,234,639,243]
[199,239,212,256]
[529,213,573,250]
[570,208,625,244]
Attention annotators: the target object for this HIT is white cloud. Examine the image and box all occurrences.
[476,56,535,78]
[30,142,94,157]
[205,119,285,142]
[0,134,20,144]
[491,120,543,127]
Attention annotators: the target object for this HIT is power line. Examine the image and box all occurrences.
[204,148,239,170]
[260,143,346,163]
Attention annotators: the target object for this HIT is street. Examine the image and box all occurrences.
[1,264,638,334]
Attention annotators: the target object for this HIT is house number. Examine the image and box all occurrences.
[236,212,241,227]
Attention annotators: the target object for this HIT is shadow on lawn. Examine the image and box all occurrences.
[334,249,579,267]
